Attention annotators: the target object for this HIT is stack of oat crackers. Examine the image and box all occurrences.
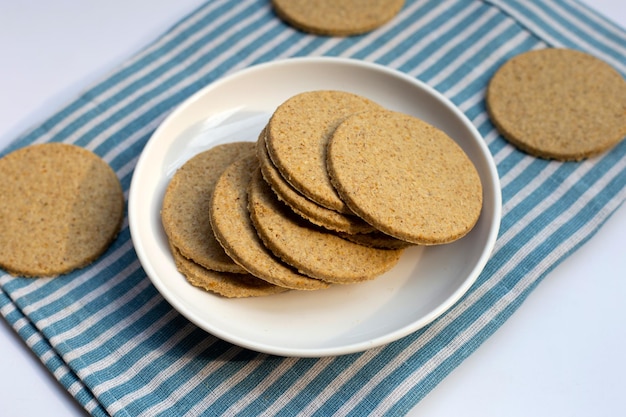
[161,90,483,298]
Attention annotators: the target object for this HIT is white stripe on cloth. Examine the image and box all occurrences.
[69,302,180,376]
[141,353,271,417]
[565,0,626,39]
[408,8,505,81]
[365,1,480,64]
[112,342,246,416]
[442,31,534,99]
[25,258,141,334]
[223,357,331,417]
[488,0,626,72]
[255,358,341,417]
[101,322,209,416]
[52,291,165,371]
[536,0,626,57]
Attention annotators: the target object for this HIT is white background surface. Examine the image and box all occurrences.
[0,1,624,416]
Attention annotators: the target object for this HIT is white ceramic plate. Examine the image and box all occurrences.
[128,57,501,357]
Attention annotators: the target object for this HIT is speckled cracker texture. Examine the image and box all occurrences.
[337,231,414,250]
[210,155,329,291]
[327,110,483,245]
[169,243,287,298]
[161,142,254,274]
[266,90,383,213]
[0,143,124,277]
[486,48,626,161]
[271,0,405,36]
[248,168,404,284]
[257,129,373,234]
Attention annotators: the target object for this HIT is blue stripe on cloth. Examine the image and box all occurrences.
[559,0,626,46]
[1,0,625,415]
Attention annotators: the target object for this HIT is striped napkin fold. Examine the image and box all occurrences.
[1,0,625,415]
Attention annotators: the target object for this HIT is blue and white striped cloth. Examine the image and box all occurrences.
[1,1,625,415]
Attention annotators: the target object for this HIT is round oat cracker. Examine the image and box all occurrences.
[271,0,405,36]
[169,243,287,298]
[161,142,254,274]
[257,128,373,234]
[210,155,329,291]
[0,143,124,277]
[248,168,404,284]
[266,90,383,213]
[327,110,483,245]
[486,48,626,161]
